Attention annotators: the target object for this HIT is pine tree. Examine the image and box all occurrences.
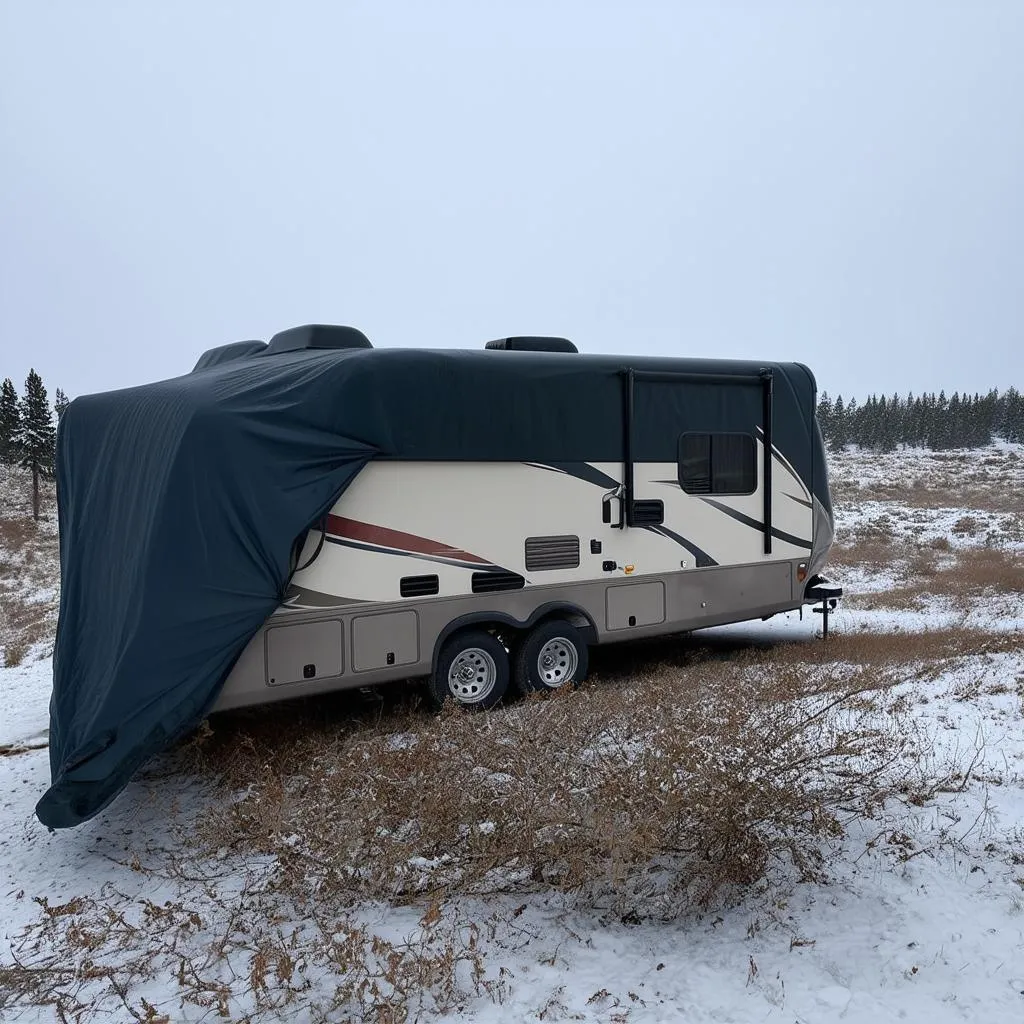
[0,377,20,464]
[16,369,57,520]
[831,395,847,449]
[817,391,833,444]
[54,388,70,422]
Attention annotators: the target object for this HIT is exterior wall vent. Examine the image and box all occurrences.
[400,574,439,598]
[525,535,580,571]
[471,570,526,593]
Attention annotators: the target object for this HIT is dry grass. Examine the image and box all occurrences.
[178,650,918,917]
[3,638,980,1021]
[841,545,1024,612]
[0,469,60,668]
[830,460,1024,516]
[0,880,512,1023]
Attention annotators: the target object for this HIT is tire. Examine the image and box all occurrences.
[430,629,510,710]
[514,619,589,696]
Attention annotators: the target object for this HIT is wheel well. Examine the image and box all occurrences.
[431,603,598,672]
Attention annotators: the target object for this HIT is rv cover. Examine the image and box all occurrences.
[38,343,818,828]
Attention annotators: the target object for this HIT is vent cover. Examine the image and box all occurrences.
[266,324,373,354]
[400,574,439,598]
[471,570,526,594]
[631,500,665,526]
[484,336,578,353]
[525,535,580,571]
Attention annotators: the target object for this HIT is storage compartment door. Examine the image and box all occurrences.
[266,620,344,686]
[606,581,666,631]
[352,611,420,672]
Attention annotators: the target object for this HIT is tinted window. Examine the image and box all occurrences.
[678,433,756,494]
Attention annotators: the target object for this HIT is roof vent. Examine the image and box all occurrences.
[266,324,373,354]
[484,336,578,353]
[192,340,267,372]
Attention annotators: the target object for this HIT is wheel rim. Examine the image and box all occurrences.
[536,637,578,688]
[447,647,498,703]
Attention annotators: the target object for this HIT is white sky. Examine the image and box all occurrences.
[2,1,1022,403]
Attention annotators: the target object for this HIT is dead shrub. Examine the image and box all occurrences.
[831,477,1024,516]
[828,536,898,569]
[0,510,60,663]
[0,595,51,667]
[3,640,28,669]
[1,622,994,1022]
[953,515,981,536]
[847,546,1024,612]
[0,517,37,551]
[181,653,907,919]
[756,626,1021,668]
[0,879,511,1023]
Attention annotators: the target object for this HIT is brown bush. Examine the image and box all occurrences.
[2,624,990,1022]
[0,510,60,666]
[178,651,911,921]
[846,546,1024,612]
[830,476,1024,516]
[952,515,981,536]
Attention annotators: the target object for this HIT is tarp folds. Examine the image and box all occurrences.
[37,342,817,828]
[37,350,377,828]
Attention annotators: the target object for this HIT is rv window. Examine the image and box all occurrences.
[678,433,756,495]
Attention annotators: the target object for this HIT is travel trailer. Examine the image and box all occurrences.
[39,324,843,828]
[210,329,844,714]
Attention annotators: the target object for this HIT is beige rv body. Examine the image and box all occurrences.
[213,439,836,712]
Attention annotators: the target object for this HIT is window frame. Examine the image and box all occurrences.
[677,430,758,497]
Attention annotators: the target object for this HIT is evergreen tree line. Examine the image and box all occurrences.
[1,369,69,519]
[817,387,1024,452]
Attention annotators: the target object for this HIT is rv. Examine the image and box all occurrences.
[39,324,845,828]
[209,329,843,714]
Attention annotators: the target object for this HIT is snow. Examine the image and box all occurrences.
[3,637,1024,1021]
[2,446,1023,1022]
[0,651,51,750]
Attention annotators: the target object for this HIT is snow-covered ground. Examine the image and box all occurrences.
[2,445,1023,1023]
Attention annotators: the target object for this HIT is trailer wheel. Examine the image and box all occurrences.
[514,619,589,696]
[431,629,510,710]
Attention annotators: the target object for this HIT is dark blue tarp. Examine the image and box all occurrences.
[37,349,377,828]
[37,337,820,828]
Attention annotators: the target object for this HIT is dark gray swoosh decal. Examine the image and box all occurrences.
[783,491,813,510]
[700,498,812,549]
[527,461,620,490]
[283,585,366,608]
[642,525,717,567]
[755,426,807,495]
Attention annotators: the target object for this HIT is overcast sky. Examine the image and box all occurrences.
[2,1,1022,403]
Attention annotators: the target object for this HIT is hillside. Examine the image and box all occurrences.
[1,445,1023,1023]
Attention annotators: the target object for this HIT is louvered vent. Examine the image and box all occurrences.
[525,535,580,571]
[630,500,664,526]
[400,574,439,597]
[471,570,526,594]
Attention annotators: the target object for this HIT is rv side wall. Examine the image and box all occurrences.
[213,441,818,712]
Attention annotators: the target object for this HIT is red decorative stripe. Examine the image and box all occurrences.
[325,515,490,565]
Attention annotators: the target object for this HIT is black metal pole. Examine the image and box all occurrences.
[624,368,635,528]
[761,369,773,554]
